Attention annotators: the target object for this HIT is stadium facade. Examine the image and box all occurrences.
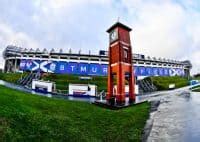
[3,45,192,78]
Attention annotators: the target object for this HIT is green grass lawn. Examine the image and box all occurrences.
[148,76,189,91]
[0,85,150,142]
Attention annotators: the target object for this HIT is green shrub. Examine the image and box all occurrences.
[0,73,25,83]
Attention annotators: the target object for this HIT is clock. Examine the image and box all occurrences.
[110,29,118,43]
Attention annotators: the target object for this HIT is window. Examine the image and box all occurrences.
[124,49,128,62]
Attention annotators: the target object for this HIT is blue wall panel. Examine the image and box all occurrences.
[19,59,26,70]
[134,66,139,76]
[19,59,185,77]
[138,66,146,76]
[78,63,89,75]
[56,61,68,74]
[89,64,101,75]
[163,68,169,76]
[67,62,78,74]
[101,64,108,75]
[153,68,159,76]
[158,68,164,76]
[146,67,153,76]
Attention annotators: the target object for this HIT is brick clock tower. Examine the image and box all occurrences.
[106,22,135,105]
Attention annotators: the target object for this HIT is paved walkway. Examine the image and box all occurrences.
[145,88,200,142]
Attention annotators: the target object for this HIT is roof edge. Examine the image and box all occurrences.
[106,22,132,33]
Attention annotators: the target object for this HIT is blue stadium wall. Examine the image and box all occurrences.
[19,59,185,76]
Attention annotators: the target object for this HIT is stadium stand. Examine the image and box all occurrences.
[3,45,192,79]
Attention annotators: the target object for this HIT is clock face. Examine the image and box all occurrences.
[110,29,118,43]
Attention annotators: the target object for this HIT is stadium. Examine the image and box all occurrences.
[2,1,200,141]
[3,45,192,78]
[2,45,192,94]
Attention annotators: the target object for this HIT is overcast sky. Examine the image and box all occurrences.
[0,0,200,74]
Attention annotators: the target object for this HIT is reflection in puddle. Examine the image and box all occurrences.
[183,92,200,142]
[147,91,200,141]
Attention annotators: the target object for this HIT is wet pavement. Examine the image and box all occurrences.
[146,91,200,142]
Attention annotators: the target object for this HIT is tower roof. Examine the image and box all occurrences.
[106,22,132,33]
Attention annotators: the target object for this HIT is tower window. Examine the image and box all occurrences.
[124,50,128,59]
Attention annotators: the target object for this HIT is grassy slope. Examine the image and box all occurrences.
[191,86,200,92]
[192,76,200,80]
[0,73,25,83]
[0,85,150,142]
[0,73,108,93]
[28,74,190,92]
[0,73,189,92]
[149,76,189,91]
[192,88,200,92]
[188,77,200,92]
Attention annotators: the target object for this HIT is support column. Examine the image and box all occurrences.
[107,66,113,101]
[3,59,7,73]
[116,64,125,105]
[129,66,135,103]
[14,59,17,73]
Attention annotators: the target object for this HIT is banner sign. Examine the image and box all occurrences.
[20,60,185,76]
